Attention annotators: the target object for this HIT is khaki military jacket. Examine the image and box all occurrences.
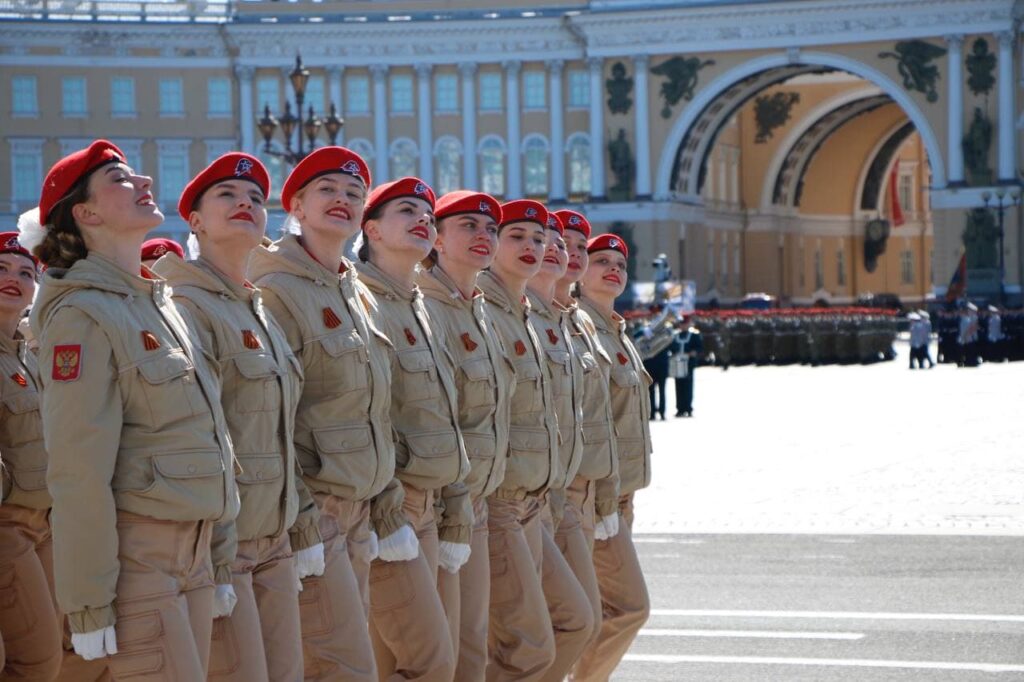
[156,256,320,583]
[31,252,240,634]
[525,290,584,492]
[579,297,652,500]
[0,331,50,510]
[478,271,560,500]
[248,236,405,539]
[560,300,620,518]
[356,262,471,542]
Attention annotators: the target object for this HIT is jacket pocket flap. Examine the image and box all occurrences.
[544,349,571,371]
[610,367,639,387]
[406,430,459,459]
[318,329,364,358]
[137,352,193,385]
[11,466,47,491]
[461,431,496,459]
[312,424,373,454]
[2,391,38,415]
[512,359,541,381]
[581,422,611,444]
[153,451,224,479]
[508,427,549,453]
[231,353,279,380]
[236,454,283,484]
[396,348,434,373]
[459,357,494,382]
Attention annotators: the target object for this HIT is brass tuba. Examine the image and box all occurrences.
[635,307,677,360]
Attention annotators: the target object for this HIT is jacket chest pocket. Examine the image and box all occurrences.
[544,349,572,397]
[2,390,42,444]
[236,454,284,486]
[510,359,543,415]
[458,357,496,410]
[317,329,369,394]
[395,348,438,404]
[135,351,206,426]
[579,351,599,375]
[230,353,283,414]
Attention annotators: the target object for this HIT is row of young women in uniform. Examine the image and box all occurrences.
[0,138,653,682]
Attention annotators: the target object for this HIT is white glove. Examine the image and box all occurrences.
[438,541,472,574]
[367,531,379,562]
[377,525,420,563]
[213,584,237,619]
[594,513,620,542]
[295,543,326,579]
[71,625,118,661]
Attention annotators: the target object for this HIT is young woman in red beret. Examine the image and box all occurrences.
[416,190,513,679]
[247,146,395,681]
[573,234,653,681]
[23,139,240,678]
[153,153,317,682]
[355,177,466,681]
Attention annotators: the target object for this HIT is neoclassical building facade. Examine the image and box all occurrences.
[2,0,1021,304]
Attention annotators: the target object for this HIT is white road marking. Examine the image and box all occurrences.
[621,654,1024,673]
[639,628,864,640]
[649,609,1024,623]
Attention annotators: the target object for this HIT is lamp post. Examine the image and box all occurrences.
[981,187,1021,302]
[258,54,344,165]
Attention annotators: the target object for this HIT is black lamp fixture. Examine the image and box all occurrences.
[258,54,344,165]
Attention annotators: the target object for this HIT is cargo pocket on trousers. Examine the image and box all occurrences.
[369,561,414,613]
[298,576,335,637]
[0,562,34,639]
[207,614,242,676]
[487,541,522,607]
[111,610,165,679]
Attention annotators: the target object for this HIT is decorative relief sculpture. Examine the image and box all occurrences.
[651,55,715,118]
[606,62,634,115]
[962,106,993,185]
[754,91,801,143]
[608,129,635,200]
[966,37,995,96]
[878,40,947,102]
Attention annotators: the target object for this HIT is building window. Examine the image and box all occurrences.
[346,75,370,115]
[157,143,190,209]
[566,133,591,196]
[568,70,589,108]
[721,241,729,287]
[205,139,234,164]
[258,144,286,202]
[389,75,413,114]
[733,243,741,290]
[347,139,375,169]
[523,72,546,109]
[900,250,914,285]
[112,139,144,173]
[304,76,325,115]
[207,77,231,117]
[159,78,184,117]
[837,248,846,286]
[256,77,279,113]
[814,249,824,290]
[523,135,549,197]
[435,74,458,112]
[62,77,87,117]
[897,172,914,214]
[479,73,502,111]
[111,77,136,116]
[11,76,38,117]
[389,139,418,178]
[479,136,506,197]
[434,136,462,196]
[798,243,805,288]
[10,141,43,206]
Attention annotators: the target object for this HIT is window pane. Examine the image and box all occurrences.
[159,153,188,207]
[390,75,413,113]
[159,78,184,115]
[258,149,286,201]
[346,76,369,114]
[390,140,417,178]
[524,142,548,196]
[568,136,591,195]
[256,77,279,113]
[568,70,589,108]
[901,251,914,284]
[62,77,87,115]
[837,249,846,286]
[111,77,135,115]
[304,76,325,115]
[12,76,38,115]
[814,250,823,290]
[523,72,545,109]
[435,74,457,112]
[13,153,42,202]
[480,142,505,197]
[898,173,913,212]
[479,73,502,111]
[435,138,461,196]
[207,77,231,115]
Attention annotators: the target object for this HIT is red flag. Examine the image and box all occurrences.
[889,165,905,227]
[945,253,967,302]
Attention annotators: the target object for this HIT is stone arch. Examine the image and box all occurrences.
[655,50,947,201]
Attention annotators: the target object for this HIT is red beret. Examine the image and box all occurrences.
[281,146,371,213]
[177,153,270,221]
[436,191,502,223]
[498,199,546,229]
[363,177,436,226]
[544,210,564,235]
[39,139,125,225]
[587,233,629,258]
[0,232,37,266]
[141,238,184,261]
[554,209,591,238]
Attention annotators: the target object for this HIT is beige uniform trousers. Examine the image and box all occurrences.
[299,493,376,682]
[538,499,596,682]
[437,496,489,682]
[369,485,454,682]
[556,477,603,648]
[0,505,62,682]
[485,496,553,682]
[571,494,649,682]
[208,533,301,682]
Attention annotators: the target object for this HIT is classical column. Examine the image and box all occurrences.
[370,64,389,183]
[588,57,606,199]
[549,59,566,201]
[327,65,345,145]
[944,35,965,184]
[505,60,522,198]
[235,65,255,153]
[634,54,652,197]
[997,30,1017,182]
[460,62,478,188]
[416,63,433,184]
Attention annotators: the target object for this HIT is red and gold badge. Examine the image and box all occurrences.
[141,330,161,351]
[514,340,527,356]
[52,344,81,381]
[323,307,342,329]
[242,330,262,350]
[460,333,478,352]
[10,372,27,388]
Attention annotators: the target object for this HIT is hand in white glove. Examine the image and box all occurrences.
[213,584,237,619]
[377,525,419,563]
[593,513,620,542]
[367,531,379,562]
[71,625,118,661]
[295,543,326,579]
[438,541,471,574]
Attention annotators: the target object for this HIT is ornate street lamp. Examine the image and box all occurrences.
[258,54,344,165]
[981,187,1021,303]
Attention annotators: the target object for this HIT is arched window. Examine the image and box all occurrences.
[522,134,549,197]
[389,138,418,179]
[434,136,462,196]
[478,135,506,198]
[347,138,375,172]
[566,132,591,196]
